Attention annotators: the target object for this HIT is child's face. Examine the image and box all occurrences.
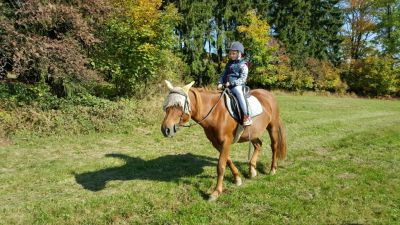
[228,50,240,60]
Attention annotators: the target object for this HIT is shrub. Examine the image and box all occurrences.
[250,53,314,91]
[92,1,184,97]
[343,56,399,96]
[276,65,314,91]
[0,94,160,138]
[0,0,109,96]
[306,58,347,93]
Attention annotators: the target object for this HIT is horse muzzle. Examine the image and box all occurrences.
[161,124,179,137]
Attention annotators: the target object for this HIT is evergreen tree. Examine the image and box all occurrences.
[165,0,217,84]
[308,0,344,65]
[164,0,262,84]
[268,0,344,66]
[213,0,252,75]
[268,0,311,67]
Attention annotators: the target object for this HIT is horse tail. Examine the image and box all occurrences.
[276,118,287,160]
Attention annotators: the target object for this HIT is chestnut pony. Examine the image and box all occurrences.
[161,81,287,201]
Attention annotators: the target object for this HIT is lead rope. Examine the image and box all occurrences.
[247,126,252,162]
[244,86,253,162]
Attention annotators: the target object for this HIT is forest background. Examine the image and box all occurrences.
[0,0,399,136]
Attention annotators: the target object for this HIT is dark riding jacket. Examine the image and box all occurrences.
[218,59,248,87]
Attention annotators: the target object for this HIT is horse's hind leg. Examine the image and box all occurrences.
[227,157,242,186]
[249,138,262,178]
[267,124,279,175]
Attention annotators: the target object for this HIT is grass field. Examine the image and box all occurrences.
[1,94,399,225]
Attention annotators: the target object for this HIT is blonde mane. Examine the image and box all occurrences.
[193,87,221,94]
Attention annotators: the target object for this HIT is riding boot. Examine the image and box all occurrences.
[242,115,252,126]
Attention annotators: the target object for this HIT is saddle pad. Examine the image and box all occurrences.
[224,92,263,121]
[247,96,263,117]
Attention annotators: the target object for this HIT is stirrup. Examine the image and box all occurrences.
[243,118,252,126]
[243,120,252,126]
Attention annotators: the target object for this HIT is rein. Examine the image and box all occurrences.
[182,89,226,127]
[173,88,253,162]
[196,89,227,125]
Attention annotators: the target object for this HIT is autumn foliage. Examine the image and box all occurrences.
[0,1,111,97]
[0,0,399,101]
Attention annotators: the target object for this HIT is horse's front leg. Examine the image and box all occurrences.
[209,143,231,201]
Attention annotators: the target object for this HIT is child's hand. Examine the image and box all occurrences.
[225,82,230,87]
[217,84,223,90]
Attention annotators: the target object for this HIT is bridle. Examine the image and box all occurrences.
[165,88,253,162]
[165,89,227,127]
[166,90,192,125]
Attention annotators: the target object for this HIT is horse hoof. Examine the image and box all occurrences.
[208,193,219,202]
[249,167,257,178]
[270,168,276,175]
[235,177,242,186]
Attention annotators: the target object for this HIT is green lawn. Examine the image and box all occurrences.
[1,95,399,224]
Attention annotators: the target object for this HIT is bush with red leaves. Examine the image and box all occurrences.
[0,0,109,96]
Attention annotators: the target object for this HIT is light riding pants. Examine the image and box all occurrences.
[231,85,249,116]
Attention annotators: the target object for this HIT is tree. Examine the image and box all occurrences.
[308,0,344,65]
[0,0,108,96]
[374,0,400,58]
[268,0,312,67]
[343,56,399,96]
[237,10,278,87]
[342,0,377,60]
[165,0,267,85]
[92,0,184,97]
[176,0,218,84]
[268,0,344,66]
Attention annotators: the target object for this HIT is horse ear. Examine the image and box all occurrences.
[182,81,195,94]
[165,80,174,91]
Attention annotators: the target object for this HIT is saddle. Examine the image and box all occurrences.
[223,87,263,123]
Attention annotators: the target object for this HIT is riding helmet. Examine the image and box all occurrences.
[227,41,244,54]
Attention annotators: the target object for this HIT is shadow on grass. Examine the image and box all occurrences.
[234,161,269,178]
[75,153,216,191]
